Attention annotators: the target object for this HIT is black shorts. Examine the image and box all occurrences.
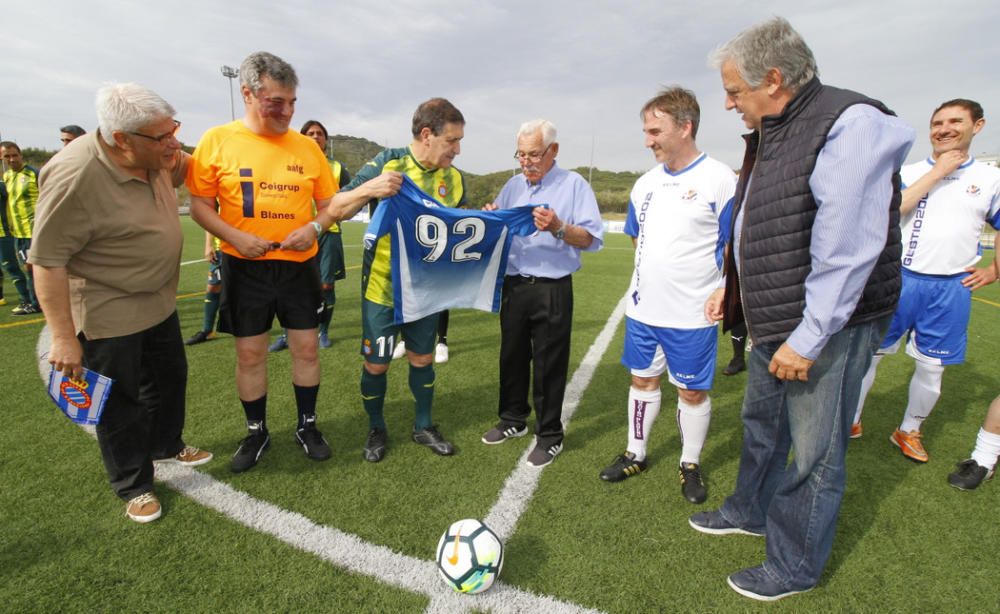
[218,254,322,337]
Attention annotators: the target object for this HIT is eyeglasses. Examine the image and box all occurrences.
[513,144,552,163]
[129,120,181,145]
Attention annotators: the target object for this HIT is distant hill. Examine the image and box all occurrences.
[459,166,639,213]
[328,135,384,178]
[24,135,641,214]
[328,135,640,212]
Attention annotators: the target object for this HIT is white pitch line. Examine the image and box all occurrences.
[35,317,615,614]
[483,294,627,543]
[154,463,602,614]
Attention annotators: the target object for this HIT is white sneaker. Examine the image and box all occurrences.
[392,340,407,360]
[435,342,449,363]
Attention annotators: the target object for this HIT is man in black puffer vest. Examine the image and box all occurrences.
[687,18,914,601]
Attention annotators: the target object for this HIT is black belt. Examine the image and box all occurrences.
[506,274,570,285]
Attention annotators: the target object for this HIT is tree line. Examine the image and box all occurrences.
[21,137,638,215]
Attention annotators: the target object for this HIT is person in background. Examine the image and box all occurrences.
[269,119,352,352]
[60,125,87,147]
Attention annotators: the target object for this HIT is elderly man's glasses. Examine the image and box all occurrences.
[513,144,552,163]
[129,120,181,145]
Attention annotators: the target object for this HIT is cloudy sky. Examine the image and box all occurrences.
[4,0,998,175]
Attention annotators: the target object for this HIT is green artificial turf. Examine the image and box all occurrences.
[1,218,997,613]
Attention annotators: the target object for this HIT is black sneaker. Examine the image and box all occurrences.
[947,459,993,491]
[481,423,528,445]
[412,425,455,456]
[184,330,216,346]
[599,451,647,482]
[12,302,40,315]
[679,462,708,504]
[526,442,563,467]
[722,357,746,376]
[688,510,764,536]
[728,565,812,601]
[363,428,388,463]
[295,416,331,461]
[231,423,270,473]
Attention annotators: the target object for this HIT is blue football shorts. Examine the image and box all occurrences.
[621,317,717,390]
[879,268,971,365]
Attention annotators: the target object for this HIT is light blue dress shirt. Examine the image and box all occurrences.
[495,163,604,278]
[735,104,915,359]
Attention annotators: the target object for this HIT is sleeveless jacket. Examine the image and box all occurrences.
[722,77,902,345]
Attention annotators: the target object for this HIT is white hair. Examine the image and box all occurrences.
[708,16,817,94]
[95,83,175,146]
[517,119,557,147]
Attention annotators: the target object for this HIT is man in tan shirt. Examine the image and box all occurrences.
[30,83,211,524]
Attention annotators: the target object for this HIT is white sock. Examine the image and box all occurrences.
[971,428,1000,471]
[626,387,661,461]
[677,396,711,466]
[853,354,883,425]
[899,361,945,433]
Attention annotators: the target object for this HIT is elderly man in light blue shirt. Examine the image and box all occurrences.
[480,119,604,467]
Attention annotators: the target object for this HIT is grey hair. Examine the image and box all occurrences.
[517,119,557,147]
[240,51,298,95]
[709,17,818,94]
[95,83,175,146]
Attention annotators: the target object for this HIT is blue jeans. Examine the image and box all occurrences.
[719,316,890,590]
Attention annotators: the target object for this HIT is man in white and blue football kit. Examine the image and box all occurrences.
[599,87,735,505]
[853,99,1000,462]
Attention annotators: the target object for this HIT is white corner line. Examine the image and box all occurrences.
[483,294,628,543]
[36,304,621,614]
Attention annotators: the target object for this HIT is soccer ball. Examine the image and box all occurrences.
[436,518,504,594]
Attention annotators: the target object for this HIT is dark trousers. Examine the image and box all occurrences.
[498,275,573,447]
[14,237,38,306]
[82,312,188,501]
[0,236,29,303]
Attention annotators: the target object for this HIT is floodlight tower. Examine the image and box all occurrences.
[220,65,238,121]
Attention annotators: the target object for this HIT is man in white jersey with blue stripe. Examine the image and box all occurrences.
[599,87,735,504]
[852,99,1000,462]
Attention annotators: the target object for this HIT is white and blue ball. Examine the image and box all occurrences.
[436,518,504,594]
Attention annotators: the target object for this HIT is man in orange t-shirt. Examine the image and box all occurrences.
[187,51,341,473]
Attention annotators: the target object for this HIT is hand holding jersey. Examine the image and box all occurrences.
[327,171,402,222]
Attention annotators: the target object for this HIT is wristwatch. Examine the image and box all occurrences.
[554,225,567,240]
[309,221,324,236]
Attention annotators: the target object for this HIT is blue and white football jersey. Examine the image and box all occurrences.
[624,154,736,328]
[900,157,1000,274]
[365,176,539,323]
